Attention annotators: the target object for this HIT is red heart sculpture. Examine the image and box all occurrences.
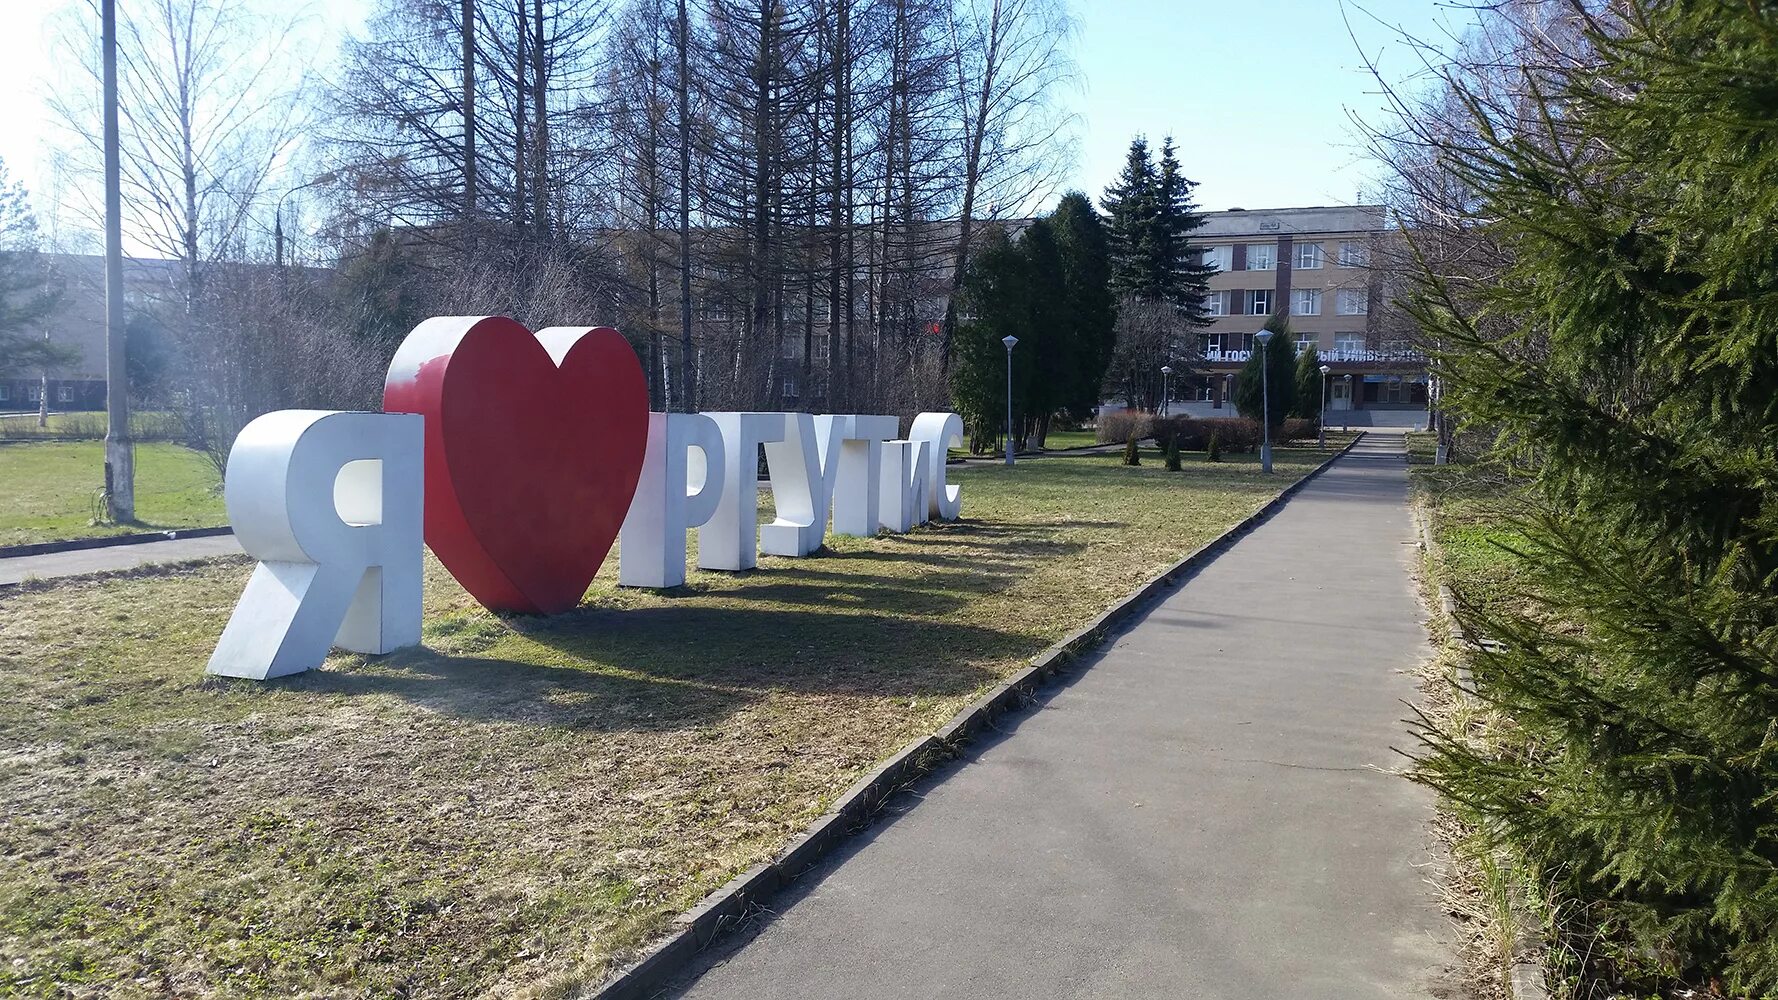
[384,316,648,614]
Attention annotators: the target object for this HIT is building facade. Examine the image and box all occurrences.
[0,254,191,414]
[1182,205,1426,423]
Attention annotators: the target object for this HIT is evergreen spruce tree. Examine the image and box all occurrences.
[1232,312,1296,430]
[1406,5,1778,989]
[1099,138,1159,299]
[1154,137,1215,320]
[1292,346,1323,420]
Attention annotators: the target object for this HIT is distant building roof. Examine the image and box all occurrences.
[1196,205,1386,239]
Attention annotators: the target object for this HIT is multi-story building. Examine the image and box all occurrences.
[1180,205,1427,425]
[0,254,191,414]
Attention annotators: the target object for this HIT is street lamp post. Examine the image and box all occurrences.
[1318,363,1331,449]
[274,171,341,267]
[1002,335,1019,467]
[1160,365,1172,418]
[1342,374,1353,432]
[1254,329,1274,474]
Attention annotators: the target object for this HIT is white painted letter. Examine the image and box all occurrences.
[877,439,932,533]
[760,413,847,557]
[619,412,726,588]
[909,411,965,521]
[698,412,785,571]
[207,410,424,680]
[831,414,899,538]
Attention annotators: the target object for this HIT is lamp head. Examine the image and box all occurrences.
[1253,329,1274,346]
[1002,335,1019,350]
[1319,364,1331,375]
[1160,365,1172,375]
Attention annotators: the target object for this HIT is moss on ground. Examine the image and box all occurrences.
[1,445,1336,998]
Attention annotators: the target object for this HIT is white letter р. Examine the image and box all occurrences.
[206,410,424,680]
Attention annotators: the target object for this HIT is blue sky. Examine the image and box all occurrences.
[0,0,1468,242]
[1063,0,1467,210]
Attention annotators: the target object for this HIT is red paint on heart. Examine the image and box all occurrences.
[384,316,648,614]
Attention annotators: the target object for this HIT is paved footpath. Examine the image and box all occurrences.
[669,433,1458,999]
[0,534,242,586]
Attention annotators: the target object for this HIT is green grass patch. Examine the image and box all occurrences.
[1038,429,1097,450]
[0,442,1339,998]
[0,441,225,546]
[0,411,184,442]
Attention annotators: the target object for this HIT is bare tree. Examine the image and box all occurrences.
[937,0,1076,365]
[50,0,308,307]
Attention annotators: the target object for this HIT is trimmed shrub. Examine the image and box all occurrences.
[1279,417,1320,443]
[1164,434,1182,471]
[1095,409,1152,445]
[1206,430,1221,462]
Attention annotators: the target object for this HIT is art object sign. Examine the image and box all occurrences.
[383,316,649,614]
[206,410,423,680]
[208,316,966,680]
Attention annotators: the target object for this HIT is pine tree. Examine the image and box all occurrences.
[1099,137,1159,299]
[1154,137,1215,319]
[1403,4,1778,989]
[1232,312,1296,429]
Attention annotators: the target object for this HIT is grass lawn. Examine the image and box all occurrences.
[1412,460,1536,615]
[0,441,225,546]
[0,442,1340,998]
[1038,428,1098,450]
[0,411,184,442]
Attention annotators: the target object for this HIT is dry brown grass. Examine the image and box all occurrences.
[1,446,1337,998]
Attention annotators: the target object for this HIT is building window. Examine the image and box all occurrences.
[1291,288,1321,316]
[57,386,73,403]
[1244,289,1273,315]
[782,375,798,398]
[1336,288,1368,315]
[0,384,9,403]
[1339,241,1368,267]
[1295,333,1318,354]
[1202,332,1225,357]
[1245,243,1276,271]
[1203,290,1227,317]
[1200,245,1230,272]
[1295,242,1323,270]
[1334,332,1364,357]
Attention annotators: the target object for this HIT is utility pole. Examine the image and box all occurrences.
[38,332,49,428]
[101,0,133,521]
[676,0,695,412]
[463,0,477,234]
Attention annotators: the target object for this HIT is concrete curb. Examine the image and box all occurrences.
[0,526,232,561]
[1411,496,1547,1000]
[589,433,1367,1000]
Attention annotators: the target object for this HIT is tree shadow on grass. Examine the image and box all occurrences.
[301,604,1018,732]
[293,649,752,733]
[525,605,1016,696]
[291,515,1099,729]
